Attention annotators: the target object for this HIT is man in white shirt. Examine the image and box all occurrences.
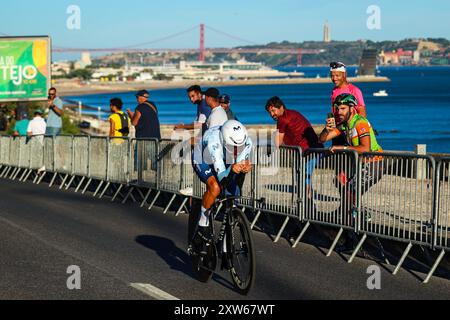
[203,88,228,130]
[27,109,47,137]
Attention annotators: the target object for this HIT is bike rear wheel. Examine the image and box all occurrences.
[227,207,256,295]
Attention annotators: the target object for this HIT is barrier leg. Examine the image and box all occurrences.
[8,168,16,179]
[163,194,177,214]
[37,172,47,184]
[32,171,39,184]
[75,176,86,193]
[6,167,14,179]
[23,169,33,182]
[81,178,92,194]
[348,233,368,264]
[59,174,69,190]
[129,192,137,203]
[49,172,58,187]
[121,187,134,204]
[175,197,189,217]
[135,188,146,202]
[93,181,104,197]
[12,168,21,180]
[148,191,161,211]
[274,216,290,243]
[292,221,310,248]
[65,176,76,190]
[19,169,29,181]
[393,242,413,275]
[1,166,10,178]
[140,189,152,208]
[250,210,262,230]
[374,237,391,265]
[111,184,124,202]
[327,227,344,257]
[99,182,111,199]
[423,249,446,284]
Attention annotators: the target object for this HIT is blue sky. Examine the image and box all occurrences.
[1,0,449,49]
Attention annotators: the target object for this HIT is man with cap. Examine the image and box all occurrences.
[203,88,228,130]
[219,94,238,121]
[127,89,161,139]
[329,62,367,146]
[330,62,367,118]
[27,108,47,137]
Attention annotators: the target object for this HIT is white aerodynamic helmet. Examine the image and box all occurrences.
[221,120,248,147]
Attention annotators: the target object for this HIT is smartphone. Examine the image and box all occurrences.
[327,113,336,128]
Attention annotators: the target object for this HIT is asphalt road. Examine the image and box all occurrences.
[0,178,449,300]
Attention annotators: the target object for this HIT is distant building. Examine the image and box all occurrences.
[417,41,441,52]
[51,61,71,77]
[74,52,92,69]
[379,48,413,65]
[323,21,331,43]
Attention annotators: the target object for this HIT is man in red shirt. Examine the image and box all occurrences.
[265,96,323,151]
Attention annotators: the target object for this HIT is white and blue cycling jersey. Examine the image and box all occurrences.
[193,126,253,189]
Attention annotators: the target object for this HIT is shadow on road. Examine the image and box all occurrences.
[135,235,195,278]
[135,235,245,294]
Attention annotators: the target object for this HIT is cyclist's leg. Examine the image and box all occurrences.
[199,176,221,227]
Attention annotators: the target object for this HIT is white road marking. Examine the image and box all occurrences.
[130,283,179,300]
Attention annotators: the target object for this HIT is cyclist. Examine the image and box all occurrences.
[190,120,253,254]
[319,93,384,251]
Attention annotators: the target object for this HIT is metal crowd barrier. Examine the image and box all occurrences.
[29,135,45,171]
[250,145,301,242]
[54,135,74,174]
[1,134,449,284]
[18,136,31,169]
[0,136,11,177]
[291,149,360,254]
[123,138,160,207]
[70,135,90,192]
[426,157,450,283]
[435,157,450,251]
[356,152,436,270]
[8,137,21,179]
[107,137,130,184]
[156,139,188,214]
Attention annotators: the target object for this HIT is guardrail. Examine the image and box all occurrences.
[0,134,448,283]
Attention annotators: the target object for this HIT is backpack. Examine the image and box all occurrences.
[117,112,130,136]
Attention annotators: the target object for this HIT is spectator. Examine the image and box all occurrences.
[13,108,30,137]
[46,87,63,136]
[127,90,161,139]
[319,93,383,252]
[174,85,211,136]
[320,93,382,155]
[108,98,130,138]
[204,88,228,129]
[27,109,47,137]
[330,62,367,118]
[0,110,8,133]
[265,96,323,151]
[219,94,238,121]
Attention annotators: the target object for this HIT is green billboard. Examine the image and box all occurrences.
[0,36,51,102]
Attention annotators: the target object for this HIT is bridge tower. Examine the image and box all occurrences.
[199,24,205,62]
[297,48,303,66]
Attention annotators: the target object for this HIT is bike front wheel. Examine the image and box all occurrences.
[227,207,256,295]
